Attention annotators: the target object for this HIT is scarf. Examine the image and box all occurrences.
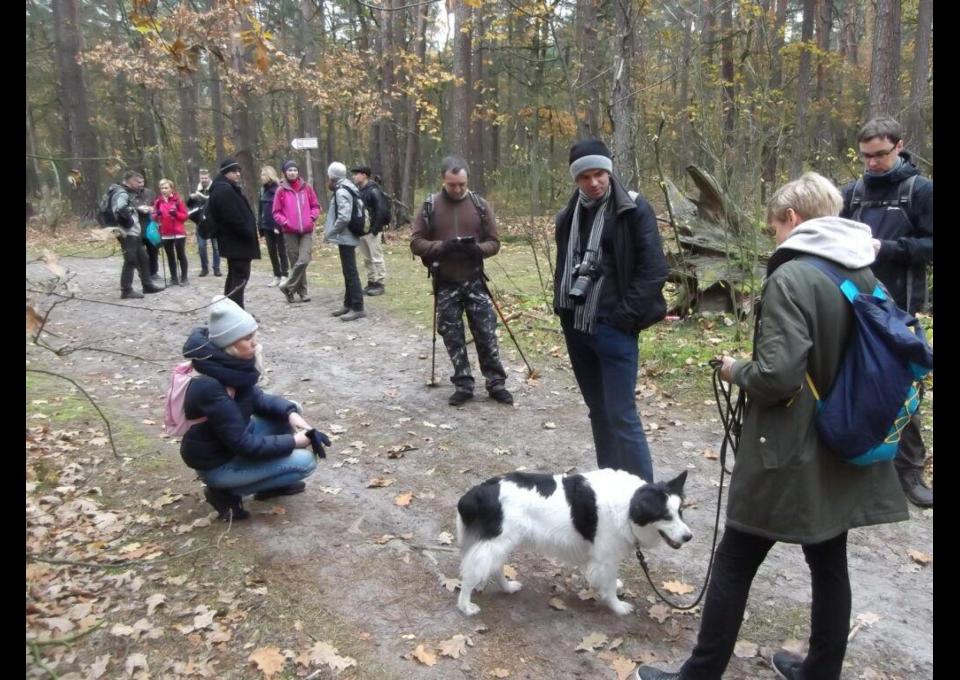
[557,187,610,333]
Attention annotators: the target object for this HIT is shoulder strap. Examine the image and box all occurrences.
[468,191,486,223]
[898,174,917,215]
[423,192,435,234]
[850,178,865,219]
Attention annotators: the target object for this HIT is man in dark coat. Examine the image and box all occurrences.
[553,139,668,482]
[205,158,261,309]
[839,115,933,508]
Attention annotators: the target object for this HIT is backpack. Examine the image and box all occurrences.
[342,184,368,237]
[96,186,120,226]
[419,190,487,269]
[849,174,917,229]
[162,362,234,437]
[801,258,933,466]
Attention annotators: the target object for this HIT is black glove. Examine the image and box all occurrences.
[306,429,331,459]
[441,238,463,255]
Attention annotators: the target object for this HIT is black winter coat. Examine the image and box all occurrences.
[553,177,668,334]
[359,181,389,234]
[840,152,933,313]
[179,328,298,471]
[258,183,280,234]
[206,175,262,260]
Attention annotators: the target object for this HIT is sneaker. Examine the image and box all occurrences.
[278,276,289,288]
[898,468,933,508]
[214,270,223,277]
[449,390,474,406]
[203,486,250,522]
[340,309,366,321]
[331,307,350,317]
[772,651,804,680]
[143,284,165,294]
[198,269,209,277]
[268,277,280,287]
[253,481,306,501]
[120,289,144,300]
[490,388,514,405]
[632,667,680,680]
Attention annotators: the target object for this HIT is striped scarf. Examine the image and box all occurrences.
[557,188,610,333]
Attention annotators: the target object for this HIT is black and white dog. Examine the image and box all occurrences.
[455,468,692,616]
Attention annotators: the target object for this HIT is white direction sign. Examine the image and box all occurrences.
[291,137,318,150]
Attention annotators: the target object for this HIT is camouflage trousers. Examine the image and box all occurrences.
[436,277,507,393]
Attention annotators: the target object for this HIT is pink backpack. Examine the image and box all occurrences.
[163,363,237,437]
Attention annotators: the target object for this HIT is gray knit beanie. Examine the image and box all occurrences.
[208,295,258,348]
[569,139,613,180]
[327,162,347,180]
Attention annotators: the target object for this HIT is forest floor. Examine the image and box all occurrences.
[26,227,932,679]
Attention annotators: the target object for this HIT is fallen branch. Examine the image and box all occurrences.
[28,619,106,647]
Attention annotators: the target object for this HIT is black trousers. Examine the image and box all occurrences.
[225,258,251,309]
[895,412,926,473]
[338,245,363,311]
[143,237,160,276]
[679,527,850,680]
[162,238,188,282]
[263,230,289,278]
[118,234,151,292]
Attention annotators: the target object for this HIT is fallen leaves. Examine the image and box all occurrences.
[248,646,285,678]
[387,443,417,458]
[548,597,568,611]
[733,639,758,658]
[648,603,672,623]
[662,580,695,595]
[367,477,396,488]
[439,634,470,659]
[410,644,438,666]
[394,492,414,507]
[908,549,932,566]
[306,641,357,671]
[575,631,609,652]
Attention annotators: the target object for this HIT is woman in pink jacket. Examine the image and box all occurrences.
[153,178,190,285]
[272,160,321,303]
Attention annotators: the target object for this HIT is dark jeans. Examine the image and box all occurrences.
[143,237,160,276]
[117,234,151,292]
[338,245,363,311]
[197,234,220,273]
[895,412,926,473]
[225,258,251,309]
[562,319,653,482]
[679,528,850,680]
[162,238,188,282]
[263,230,289,278]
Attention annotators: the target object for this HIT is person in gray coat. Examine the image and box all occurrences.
[633,173,909,680]
[323,162,365,321]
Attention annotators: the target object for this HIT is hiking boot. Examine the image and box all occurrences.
[449,390,474,406]
[298,293,311,302]
[331,306,350,317]
[120,289,144,300]
[898,468,933,508]
[772,651,804,680]
[203,486,250,522]
[632,667,680,680]
[199,269,209,277]
[280,286,296,303]
[340,309,366,321]
[143,284,165,294]
[367,283,385,296]
[214,269,222,276]
[490,388,514,405]
[170,275,180,286]
[253,481,306,501]
[179,275,188,285]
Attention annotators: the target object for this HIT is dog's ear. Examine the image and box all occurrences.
[629,486,665,526]
[665,470,687,497]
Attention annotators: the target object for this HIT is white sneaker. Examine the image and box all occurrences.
[278,276,288,288]
[269,277,280,287]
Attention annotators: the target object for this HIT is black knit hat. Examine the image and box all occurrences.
[219,158,241,174]
[281,160,298,172]
[568,139,613,180]
[350,165,372,177]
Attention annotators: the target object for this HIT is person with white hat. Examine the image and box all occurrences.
[323,161,366,321]
[178,295,329,521]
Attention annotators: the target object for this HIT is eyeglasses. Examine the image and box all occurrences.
[860,147,897,161]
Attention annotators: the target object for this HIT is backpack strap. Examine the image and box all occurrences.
[849,178,865,220]
[850,174,918,230]
[423,192,435,235]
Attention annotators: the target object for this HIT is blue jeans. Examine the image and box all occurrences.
[199,416,317,496]
[197,235,220,273]
[562,319,653,481]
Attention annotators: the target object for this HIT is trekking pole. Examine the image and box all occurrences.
[482,279,539,380]
[429,262,440,387]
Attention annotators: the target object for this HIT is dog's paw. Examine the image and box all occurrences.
[458,602,481,616]
[501,580,522,594]
[609,600,634,616]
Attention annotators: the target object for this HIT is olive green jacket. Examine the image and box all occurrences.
[727,216,909,544]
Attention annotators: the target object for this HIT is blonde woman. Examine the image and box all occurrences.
[258,166,289,286]
[152,178,189,285]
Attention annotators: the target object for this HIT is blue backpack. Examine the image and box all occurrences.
[802,258,933,465]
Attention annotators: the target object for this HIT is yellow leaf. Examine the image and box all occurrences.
[548,597,567,611]
[26,304,43,335]
[489,669,511,678]
[908,549,932,566]
[394,492,414,507]
[662,580,695,595]
[411,644,437,666]
[367,477,395,488]
[575,631,608,652]
[248,646,285,679]
[597,651,636,680]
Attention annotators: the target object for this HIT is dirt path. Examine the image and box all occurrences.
[27,253,932,679]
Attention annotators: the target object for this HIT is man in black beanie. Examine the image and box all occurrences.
[205,158,262,308]
[553,139,668,481]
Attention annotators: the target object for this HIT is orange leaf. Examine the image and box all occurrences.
[248,646,285,679]
[394,492,414,507]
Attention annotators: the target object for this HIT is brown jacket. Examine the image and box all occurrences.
[410,190,500,282]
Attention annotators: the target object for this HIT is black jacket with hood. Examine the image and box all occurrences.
[206,174,262,260]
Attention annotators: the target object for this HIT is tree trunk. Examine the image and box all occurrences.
[401,0,430,221]
[380,0,399,197]
[452,0,473,159]
[791,0,816,176]
[470,2,487,192]
[230,23,257,207]
[51,0,99,215]
[299,0,321,191]
[869,0,901,118]
[179,74,200,190]
[209,57,226,164]
[814,0,834,152]
[610,0,640,185]
[720,0,735,151]
[138,87,162,185]
[575,0,601,137]
[839,0,860,66]
[761,0,789,201]
[905,0,931,159]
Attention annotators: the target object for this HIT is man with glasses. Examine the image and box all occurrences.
[206,158,262,309]
[840,115,933,508]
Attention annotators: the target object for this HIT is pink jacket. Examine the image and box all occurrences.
[152,193,188,238]
[272,179,321,234]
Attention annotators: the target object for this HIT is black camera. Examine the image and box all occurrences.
[569,249,601,303]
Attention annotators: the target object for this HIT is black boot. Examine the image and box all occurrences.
[203,486,250,522]
[199,269,209,277]
[898,468,933,508]
[253,481,306,501]
[120,289,144,300]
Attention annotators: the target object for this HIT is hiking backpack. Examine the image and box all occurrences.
[802,258,933,466]
[849,174,918,228]
[342,184,368,237]
[162,362,234,437]
[96,186,121,227]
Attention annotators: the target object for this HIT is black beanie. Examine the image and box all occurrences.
[569,139,613,180]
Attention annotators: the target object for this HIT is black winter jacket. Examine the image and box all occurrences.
[359,181,389,234]
[553,177,669,334]
[840,152,933,313]
[179,328,298,471]
[258,182,280,234]
[206,175,262,260]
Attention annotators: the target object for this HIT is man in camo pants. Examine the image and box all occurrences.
[410,156,514,407]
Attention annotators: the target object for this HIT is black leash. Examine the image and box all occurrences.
[634,359,745,610]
